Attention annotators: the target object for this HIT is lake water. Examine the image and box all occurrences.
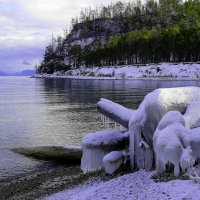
[1,76,200,181]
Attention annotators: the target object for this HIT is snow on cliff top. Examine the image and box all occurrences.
[45,170,200,200]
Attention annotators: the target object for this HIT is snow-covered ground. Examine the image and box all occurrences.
[44,170,200,200]
[35,63,200,80]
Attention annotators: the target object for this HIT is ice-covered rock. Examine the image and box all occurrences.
[103,151,124,174]
[153,111,194,176]
[81,130,128,173]
[129,86,200,170]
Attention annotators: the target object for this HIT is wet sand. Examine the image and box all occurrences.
[0,161,131,200]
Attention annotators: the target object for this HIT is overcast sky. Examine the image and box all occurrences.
[0,0,130,72]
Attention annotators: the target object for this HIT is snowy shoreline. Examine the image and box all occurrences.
[44,169,200,200]
[35,63,200,80]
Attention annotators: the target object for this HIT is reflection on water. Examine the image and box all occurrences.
[0,76,200,180]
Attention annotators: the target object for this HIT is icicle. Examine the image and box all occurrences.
[139,139,152,170]
[100,114,103,122]
[105,116,107,128]
[107,117,110,129]
[103,117,112,129]
[114,122,117,129]
[144,148,153,170]
[102,115,105,126]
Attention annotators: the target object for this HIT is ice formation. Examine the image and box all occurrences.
[129,87,200,171]
[153,111,194,176]
[81,86,200,176]
[81,130,128,173]
[103,151,124,174]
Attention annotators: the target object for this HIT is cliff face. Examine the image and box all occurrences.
[65,18,133,48]
[48,18,134,69]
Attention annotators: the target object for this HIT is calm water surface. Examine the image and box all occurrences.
[0,76,200,181]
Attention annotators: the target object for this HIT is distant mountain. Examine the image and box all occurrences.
[14,70,36,76]
[0,71,8,76]
[0,70,36,76]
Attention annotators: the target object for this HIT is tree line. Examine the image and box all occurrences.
[37,0,200,74]
[84,24,200,67]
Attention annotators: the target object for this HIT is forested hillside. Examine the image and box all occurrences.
[37,0,200,74]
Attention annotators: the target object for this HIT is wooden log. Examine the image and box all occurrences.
[97,98,134,128]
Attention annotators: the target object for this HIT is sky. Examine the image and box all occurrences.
[0,0,129,73]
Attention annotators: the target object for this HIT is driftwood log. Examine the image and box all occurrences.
[97,98,134,128]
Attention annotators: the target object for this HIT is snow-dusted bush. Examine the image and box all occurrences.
[103,151,124,174]
[81,130,128,173]
[153,111,195,176]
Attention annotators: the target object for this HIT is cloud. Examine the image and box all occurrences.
[22,61,31,66]
[0,46,44,72]
[0,0,128,72]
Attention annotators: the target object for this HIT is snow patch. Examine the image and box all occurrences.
[103,151,124,174]
[44,170,200,200]
[81,130,126,148]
